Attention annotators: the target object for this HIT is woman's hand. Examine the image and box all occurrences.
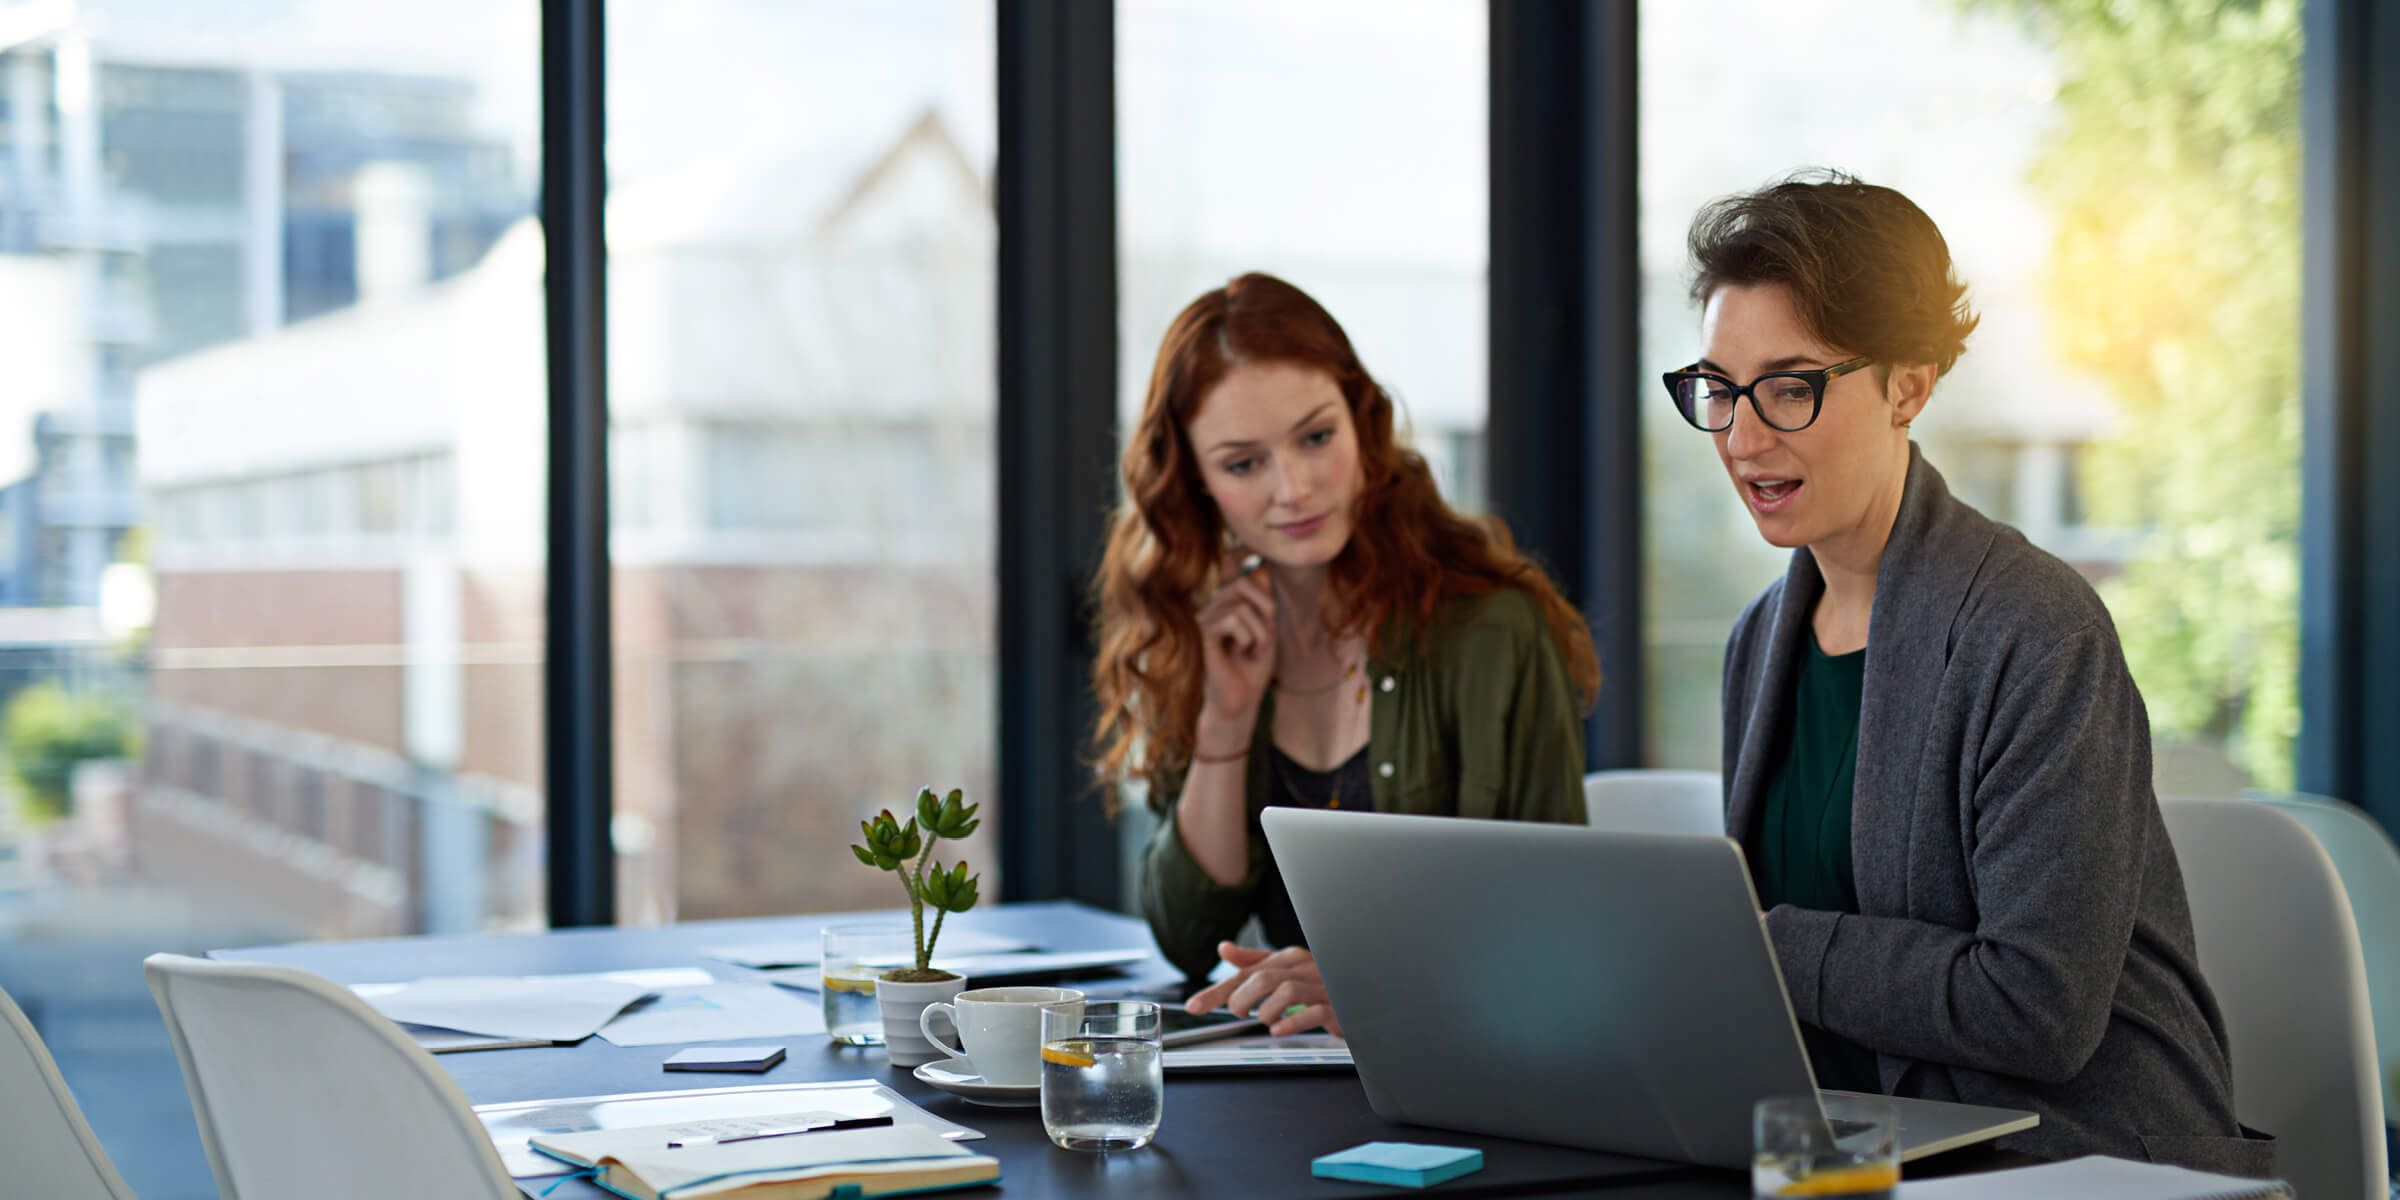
[1196,556,1277,729]
[1183,942,1342,1037]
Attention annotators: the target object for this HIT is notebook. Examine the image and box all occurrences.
[1896,1155,2291,1199]
[529,1121,998,1200]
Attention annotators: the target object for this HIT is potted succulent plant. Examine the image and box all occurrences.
[850,787,983,1066]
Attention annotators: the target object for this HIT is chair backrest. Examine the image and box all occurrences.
[1581,769,1724,836]
[0,982,139,1200]
[2247,792,2400,1122]
[143,954,516,1200]
[2159,796,2387,1200]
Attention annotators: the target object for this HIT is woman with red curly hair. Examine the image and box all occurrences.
[1091,272,1598,1035]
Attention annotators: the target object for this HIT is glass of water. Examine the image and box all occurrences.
[1040,999,1163,1151]
[821,923,909,1046]
[1752,1093,1898,1198]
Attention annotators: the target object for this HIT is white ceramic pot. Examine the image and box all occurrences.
[876,974,967,1067]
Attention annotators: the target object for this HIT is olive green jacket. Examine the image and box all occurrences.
[1139,586,1590,979]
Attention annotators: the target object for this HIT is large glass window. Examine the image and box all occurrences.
[1637,2,2300,794]
[0,5,540,1195]
[605,0,996,923]
[1118,0,1489,508]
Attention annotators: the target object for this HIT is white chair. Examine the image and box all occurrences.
[144,953,516,1200]
[2160,796,2387,1200]
[0,981,139,1199]
[1581,768,1724,836]
[2246,792,2400,1129]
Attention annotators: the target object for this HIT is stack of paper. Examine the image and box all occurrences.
[1161,1033,1353,1072]
[761,949,1150,992]
[702,931,1035,970]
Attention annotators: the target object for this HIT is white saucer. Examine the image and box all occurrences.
[913,1055,1040,1107]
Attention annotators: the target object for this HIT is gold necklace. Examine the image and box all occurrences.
[1272,747,1360,810]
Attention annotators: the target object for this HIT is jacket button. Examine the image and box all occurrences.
[1378,762,1395,778]
[1379,676,1396,693]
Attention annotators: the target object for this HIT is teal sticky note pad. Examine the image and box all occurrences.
[1311,1142,1485,1189]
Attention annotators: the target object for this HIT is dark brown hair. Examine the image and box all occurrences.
[1688,169,1980,375]
[1089,272,1600,814]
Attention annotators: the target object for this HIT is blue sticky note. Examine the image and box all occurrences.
[1311,1142,1485,1189]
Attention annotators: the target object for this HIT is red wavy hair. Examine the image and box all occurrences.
[1090,272,1600,814]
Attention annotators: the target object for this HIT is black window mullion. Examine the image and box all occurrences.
[1488,0,1643,769]
[541,0,615,927]
[996,0,1119,904]
[2299,0,2400,826]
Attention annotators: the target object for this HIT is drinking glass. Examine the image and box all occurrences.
[1752,1093,1898,1198]
[1040,999,1163,1151]
[820,923,910,1046]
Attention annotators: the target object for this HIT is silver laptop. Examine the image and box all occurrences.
[1260,808,2038,1169]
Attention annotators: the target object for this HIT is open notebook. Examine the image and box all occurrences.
[530,1121,998,1200]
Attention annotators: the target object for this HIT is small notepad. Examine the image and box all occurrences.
[1312,1142,1484,1189]
[662,1045,786,1072]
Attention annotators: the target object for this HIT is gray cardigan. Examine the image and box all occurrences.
[1721,447,2271,1174]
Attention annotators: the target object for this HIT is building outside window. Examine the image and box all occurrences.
[0,5,540,1196]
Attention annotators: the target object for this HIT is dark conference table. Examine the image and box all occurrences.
[218,901,1744,1198]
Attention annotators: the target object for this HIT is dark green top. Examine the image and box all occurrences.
[1755,634,1864,913]
[1751,632,1878,1093]
[1140,588,1590,980]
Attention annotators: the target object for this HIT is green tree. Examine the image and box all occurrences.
[3,683,136,821]
[1975,0,2302,786]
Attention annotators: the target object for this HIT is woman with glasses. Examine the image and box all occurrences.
[1092,272,1598,1035]
[1666,172,2267,1172]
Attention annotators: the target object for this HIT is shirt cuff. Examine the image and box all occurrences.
[1765,904,1841,1026]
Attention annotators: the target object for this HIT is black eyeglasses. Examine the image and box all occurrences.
[1661,356,1873,433]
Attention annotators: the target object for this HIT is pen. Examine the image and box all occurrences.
[667,1115,893,1148]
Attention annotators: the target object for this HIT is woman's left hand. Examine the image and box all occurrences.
[1183,942,1343,1037]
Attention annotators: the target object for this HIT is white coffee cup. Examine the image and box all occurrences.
[918,986,1085,1086]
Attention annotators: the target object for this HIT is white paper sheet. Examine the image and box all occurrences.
[597,982,828,1047]
[399,1024,561,1053]
[701,930,1035,969]
[358,976,652,1042]
[353,966,715,1003]
[1895,1155,2291,1199]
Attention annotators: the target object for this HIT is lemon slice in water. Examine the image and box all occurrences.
[1775,1162,1899,1196]
[1041,1041,1097,1068]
